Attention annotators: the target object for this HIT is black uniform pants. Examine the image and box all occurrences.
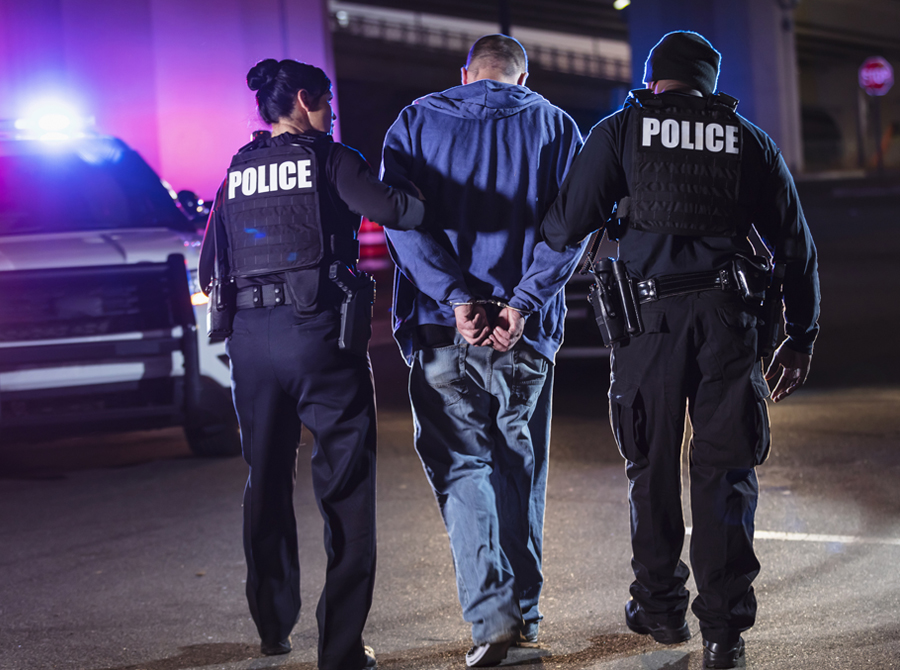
[226,305,377,670]
[608,291,771,646]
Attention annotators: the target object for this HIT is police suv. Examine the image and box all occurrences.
[0,114,239,456]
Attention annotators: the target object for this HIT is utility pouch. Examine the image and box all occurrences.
[612,259,644,337]
[732,254,771,306]
[329,261,375,357]
[588,257,643,347]
[207,276,236,341]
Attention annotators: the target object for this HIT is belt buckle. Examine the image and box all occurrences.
[718,268,736,291]
[637,278,658,303]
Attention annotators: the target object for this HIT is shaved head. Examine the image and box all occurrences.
[465,34,528,80]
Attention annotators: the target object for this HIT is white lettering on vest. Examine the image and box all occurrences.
[642,117,660,146]
[297,159,312,188]
[705,123,725,152]
[279,161,296,190]
[726,125,739,154]
[257,165,270,193]
[661,119,679,148]
[642,116,740,156]
[228,159,314,198]
[680,120,694,150]
[228,171,241,199]
[241,167,257,196]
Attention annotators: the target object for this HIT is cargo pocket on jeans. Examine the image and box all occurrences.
[417,345,468,406]
[608,376,646,463]
[750,365,772,465]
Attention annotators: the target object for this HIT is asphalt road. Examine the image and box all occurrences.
[1,176,899,670]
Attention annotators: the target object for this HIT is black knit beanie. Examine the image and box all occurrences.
[643,31,721,96]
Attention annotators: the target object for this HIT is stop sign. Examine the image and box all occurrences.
[859,57,894,96]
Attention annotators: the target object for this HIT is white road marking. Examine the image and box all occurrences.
[685,527,900,546]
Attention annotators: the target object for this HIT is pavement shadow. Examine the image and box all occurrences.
[345,633,686,670]
[519,633,689,669]
[0,426,194,480]
[91,642,259,670]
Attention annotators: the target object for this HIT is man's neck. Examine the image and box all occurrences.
[652,80,703,96]
[464,67,522,86]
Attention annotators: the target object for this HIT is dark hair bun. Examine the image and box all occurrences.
[247,58,331,125]
[247,59,280,92]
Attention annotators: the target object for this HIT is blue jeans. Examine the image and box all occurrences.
[410,336,552,645]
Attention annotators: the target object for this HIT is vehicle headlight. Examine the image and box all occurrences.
[188,268,209,306]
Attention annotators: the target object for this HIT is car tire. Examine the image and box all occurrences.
[184,377,242,457]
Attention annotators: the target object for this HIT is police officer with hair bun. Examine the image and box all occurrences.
[541,31,820,669]
[199,58,423,669]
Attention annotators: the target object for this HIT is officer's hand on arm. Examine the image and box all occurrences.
[409,180,425,201]
[489,307,526,352]
[454,304,491,346]
[765,340,812,403]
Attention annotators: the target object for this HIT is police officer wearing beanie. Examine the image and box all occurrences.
[541,31,820,669]
[199,59,423,670]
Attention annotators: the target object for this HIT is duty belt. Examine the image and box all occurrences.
[636,268,739,304]
[236,283,293,309]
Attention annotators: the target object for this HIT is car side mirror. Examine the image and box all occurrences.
[176,190,211,227]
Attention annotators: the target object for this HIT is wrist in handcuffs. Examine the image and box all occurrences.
[450,299,532,315]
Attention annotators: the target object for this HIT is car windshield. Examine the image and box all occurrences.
[0,139,189,236]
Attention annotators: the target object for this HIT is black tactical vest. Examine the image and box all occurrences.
[223,138,325,277]
[626,89,748,237]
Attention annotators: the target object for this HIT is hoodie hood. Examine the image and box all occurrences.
[414,79,547,120]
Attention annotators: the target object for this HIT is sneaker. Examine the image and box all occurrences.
[465,638,513,667]
[624,599,690,645]
[363,644,377,668]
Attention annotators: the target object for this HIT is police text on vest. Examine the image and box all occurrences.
[228,160,313,199]
[642,118,739,154]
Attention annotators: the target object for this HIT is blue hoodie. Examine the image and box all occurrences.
[381,79,586,364]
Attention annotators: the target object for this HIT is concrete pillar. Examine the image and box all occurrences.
[627,0,804,171]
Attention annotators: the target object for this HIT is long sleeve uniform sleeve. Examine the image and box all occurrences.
[753,153,821,354]
[198,181,228,294]
[541,118,627,252]
[328,143,424,231]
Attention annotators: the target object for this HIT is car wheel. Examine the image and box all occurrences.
[184,377,242,457]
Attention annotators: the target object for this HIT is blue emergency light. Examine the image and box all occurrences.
[4,103,95,141]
